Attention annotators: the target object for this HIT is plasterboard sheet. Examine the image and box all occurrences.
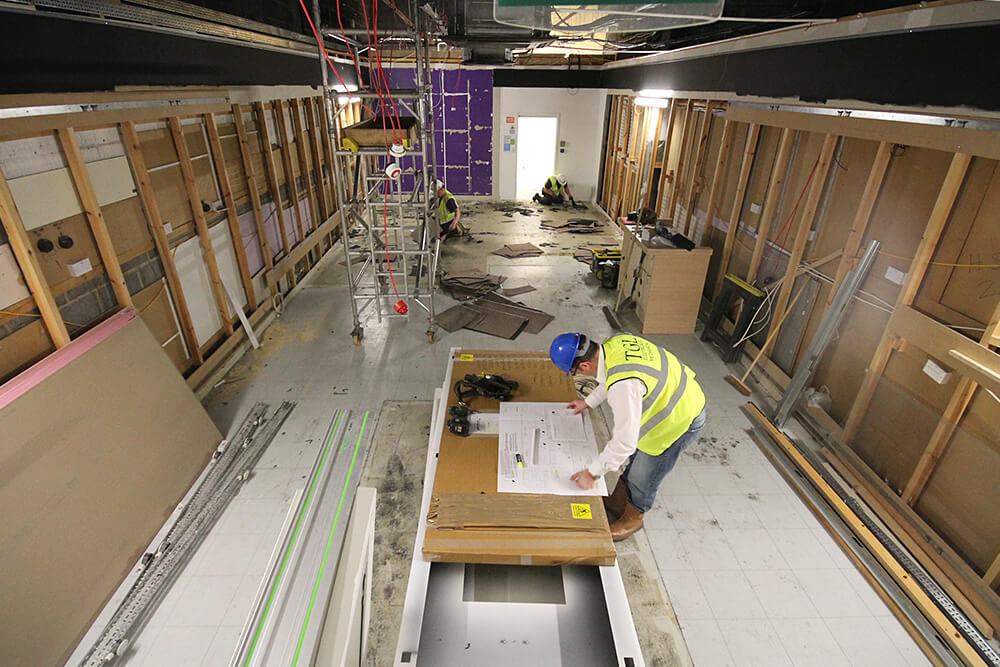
[9,156,136,231]
[0,243,30,309]
[174,222,246,345]
[210,219,247,311]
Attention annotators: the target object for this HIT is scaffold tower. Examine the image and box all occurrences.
[328,8,442,345]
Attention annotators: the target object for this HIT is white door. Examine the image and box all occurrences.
[515,116,558,200]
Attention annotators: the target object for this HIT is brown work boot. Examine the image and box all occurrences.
[610,501,644,541]
[603,478,628,519]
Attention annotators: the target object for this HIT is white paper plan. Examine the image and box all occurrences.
[497,402,608,496]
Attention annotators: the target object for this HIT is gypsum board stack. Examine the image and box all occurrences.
[81,402,296,666]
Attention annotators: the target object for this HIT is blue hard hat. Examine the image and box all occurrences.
[549,333,588,374]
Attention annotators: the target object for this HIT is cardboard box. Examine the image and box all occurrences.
[422,350,617,566]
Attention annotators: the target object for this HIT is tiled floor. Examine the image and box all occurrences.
[111,201,928,665]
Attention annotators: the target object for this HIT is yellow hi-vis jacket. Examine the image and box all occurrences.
[603,334,706,456]
[437,188,457,224]
[545,175,562,196]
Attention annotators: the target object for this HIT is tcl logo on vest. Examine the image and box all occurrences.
[615,336,644,361]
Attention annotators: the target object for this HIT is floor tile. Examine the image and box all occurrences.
[767,528,838,570]
[646,528,692,571]
[657,466,701,497]
[704,493,765,530]
[678,529,740,571]
[744,569,819,619]
[659,568,713,621]
[825,616,910,666]
[793,569,872,618]
[201,626,242,666]
[660,494,718,530]
[679,619,737,667]
[689,466,746,496]
[810,527,856,569]
[165,575,243,627]
[724,528,788,570]
[717,619,793,667]
[775,618,851,667]
[839,567,893,618]
[749,494,811,530]
[696,569,767,619]
[876,616,933,666]
[138,626,217,667]
[732,465,791,495]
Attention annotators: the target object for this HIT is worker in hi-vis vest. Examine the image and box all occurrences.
[435,179,462,242]
[533,173,575,206]
[549,332,707,540]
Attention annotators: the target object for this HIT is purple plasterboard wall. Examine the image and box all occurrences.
[380,67,493,196]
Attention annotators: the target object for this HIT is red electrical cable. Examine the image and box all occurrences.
[296,0,376,117]
[358,0,399,149]
[759,154,821,282]
[371,0,404,144]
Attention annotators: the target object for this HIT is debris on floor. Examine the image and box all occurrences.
[439,270,506,298]
[492,242,544,258]
[500,284,536,297]
[436,292,554,339]
[540,218,601,233]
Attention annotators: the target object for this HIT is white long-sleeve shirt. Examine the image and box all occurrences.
[584,347,645,478]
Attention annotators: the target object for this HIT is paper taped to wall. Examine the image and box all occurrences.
[497,402,607,496]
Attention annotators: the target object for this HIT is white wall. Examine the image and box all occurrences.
[496,88,607,202]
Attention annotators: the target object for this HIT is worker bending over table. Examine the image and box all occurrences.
[533,173,576,206]
[549,332,707,540]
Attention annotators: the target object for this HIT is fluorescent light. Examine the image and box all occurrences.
[634,97,671,108]
[338,96,361,104]
[333,84,358,93]
[638,88,674,98]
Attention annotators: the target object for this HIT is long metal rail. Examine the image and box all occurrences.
[81,402,295,666]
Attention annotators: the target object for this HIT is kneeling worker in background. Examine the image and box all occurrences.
[549,332,707,540]
[533,173,575,206]
[436,179,463,241]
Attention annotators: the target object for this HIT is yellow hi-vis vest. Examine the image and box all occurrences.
[546,175,562,196]
[603,334,706,456]
[438,189,457,224]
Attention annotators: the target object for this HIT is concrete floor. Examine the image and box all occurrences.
[117,200,927,666]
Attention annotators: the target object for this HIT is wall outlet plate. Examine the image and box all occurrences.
[749,202,762,215]
[922,358,952,384]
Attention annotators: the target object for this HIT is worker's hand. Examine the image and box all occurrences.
[571,469,596,490]
[567,398,589,414]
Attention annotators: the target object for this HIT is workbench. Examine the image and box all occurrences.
[617,219,713,335]
[395,349,644,666]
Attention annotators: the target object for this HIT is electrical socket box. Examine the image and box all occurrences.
[922,358,952,384]
[163,222,173,235]
[885,266,907,285]
[67,258,92,278]
[749,202,762,215]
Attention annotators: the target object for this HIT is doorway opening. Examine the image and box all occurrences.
[515,116,558,200]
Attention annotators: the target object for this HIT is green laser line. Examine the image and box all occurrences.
[243,409,345,666]
[291,410,369,666]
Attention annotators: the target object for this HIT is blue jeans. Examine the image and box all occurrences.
[622,408,706,513]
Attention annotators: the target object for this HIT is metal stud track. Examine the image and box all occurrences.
[81,402,296,666]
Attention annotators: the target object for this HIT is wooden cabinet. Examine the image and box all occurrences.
[617,223,713,335]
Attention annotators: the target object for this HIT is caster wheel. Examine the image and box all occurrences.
[353,334,363,345]
[427,333,435,344]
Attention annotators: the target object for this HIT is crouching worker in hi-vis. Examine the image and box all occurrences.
[549,332,707,540]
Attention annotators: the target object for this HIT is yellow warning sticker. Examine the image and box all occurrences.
[571,503,592,520]
[459,354,474,361]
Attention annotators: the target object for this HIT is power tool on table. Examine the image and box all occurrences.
[448,373,518,436]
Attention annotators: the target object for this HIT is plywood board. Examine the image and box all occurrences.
[27,213,101,287]
[8,156,136,230]
[0,318,52,382]
[0,311,221,667]
[104,195,153,259]
[0,242,30,309]
[133,279,186,369]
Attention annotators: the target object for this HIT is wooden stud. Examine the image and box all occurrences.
[253,101,293,281]
[0,102,229,142]
[654,102,679,218]
[204,113,256,312]
[291,99,321,232]
[56,127,132,308]
[767,134,839,339]
[747,128,796,283]
[601,96,620,210]
[667,101,695,222]
[745,404,989,667]
[986,553,1000,589]
[611,99,632,219]
[119,121,202,363]
[826,141,892,305]
[642,107,665,210]
[231,104,274,274]
[901,298,1000,506]
[713,123,761,298]
[682,102,715,236]
[274,101,306,251]
[699,119,735,247]
[0,167,71,347]
[167,116,234,337]
[842,152,972,444]
[318,95,339,213]
[306,98,331,220]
